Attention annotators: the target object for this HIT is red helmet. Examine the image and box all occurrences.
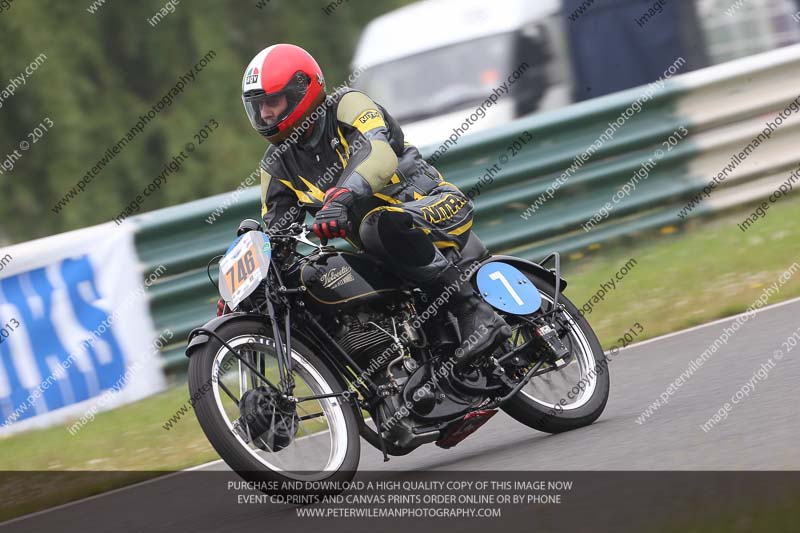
[242,44,326,143]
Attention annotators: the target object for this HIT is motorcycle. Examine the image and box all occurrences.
[186,219,609,485]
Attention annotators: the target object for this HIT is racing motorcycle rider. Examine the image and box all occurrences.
[231,43,511,365]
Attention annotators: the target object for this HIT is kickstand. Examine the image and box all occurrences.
[373,408,390,462]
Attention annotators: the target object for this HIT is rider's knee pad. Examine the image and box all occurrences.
[360,207,434,267]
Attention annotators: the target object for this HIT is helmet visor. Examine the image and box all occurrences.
[243,72,310,135]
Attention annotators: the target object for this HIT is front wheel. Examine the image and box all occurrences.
[499,272,610,433]
[188,318,361,485]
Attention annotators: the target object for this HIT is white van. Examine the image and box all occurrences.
[350,0,572,148]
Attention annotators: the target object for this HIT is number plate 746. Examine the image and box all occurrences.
[218,231,272,310]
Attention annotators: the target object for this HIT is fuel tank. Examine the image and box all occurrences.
[299,252,406,309]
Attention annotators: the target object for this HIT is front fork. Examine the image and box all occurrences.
[262,289,295,395]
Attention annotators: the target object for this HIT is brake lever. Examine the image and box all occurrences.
[295,225,323,250]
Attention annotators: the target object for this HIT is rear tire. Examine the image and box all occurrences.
[188,318,361,487]
[499,272,610,433]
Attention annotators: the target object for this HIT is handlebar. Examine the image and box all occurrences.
[268,222,323,250]
[283,222,308,235]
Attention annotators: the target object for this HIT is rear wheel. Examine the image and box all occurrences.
[188,319,360,485]
[499,272,609,433]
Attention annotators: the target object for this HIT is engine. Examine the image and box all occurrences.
[334,311,405,370]
[333,305,481,450]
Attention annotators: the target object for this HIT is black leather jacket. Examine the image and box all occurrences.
[259,88,444,234]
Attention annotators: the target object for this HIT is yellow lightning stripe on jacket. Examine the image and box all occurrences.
[297,175,325,202]
[278,179,313,204]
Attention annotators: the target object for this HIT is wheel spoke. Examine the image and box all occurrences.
[209,335,348,479]
[499,288,598,411]
[217,377,240,406]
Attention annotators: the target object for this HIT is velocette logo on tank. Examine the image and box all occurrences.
[320,266,354,289]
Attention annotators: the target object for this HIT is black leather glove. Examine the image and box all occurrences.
[313,187,355,244]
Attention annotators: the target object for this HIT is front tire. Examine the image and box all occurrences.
[499,272,610,433]
[188,318,361,486]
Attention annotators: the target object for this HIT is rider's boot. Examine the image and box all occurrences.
[426,262,512,367]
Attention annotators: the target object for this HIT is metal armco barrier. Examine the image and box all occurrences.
[133,44,800,374]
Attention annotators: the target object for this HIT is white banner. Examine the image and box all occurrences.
[0,222,166,435]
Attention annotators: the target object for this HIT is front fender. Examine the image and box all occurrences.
[474,255,567,291]
[185,312,266,358]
